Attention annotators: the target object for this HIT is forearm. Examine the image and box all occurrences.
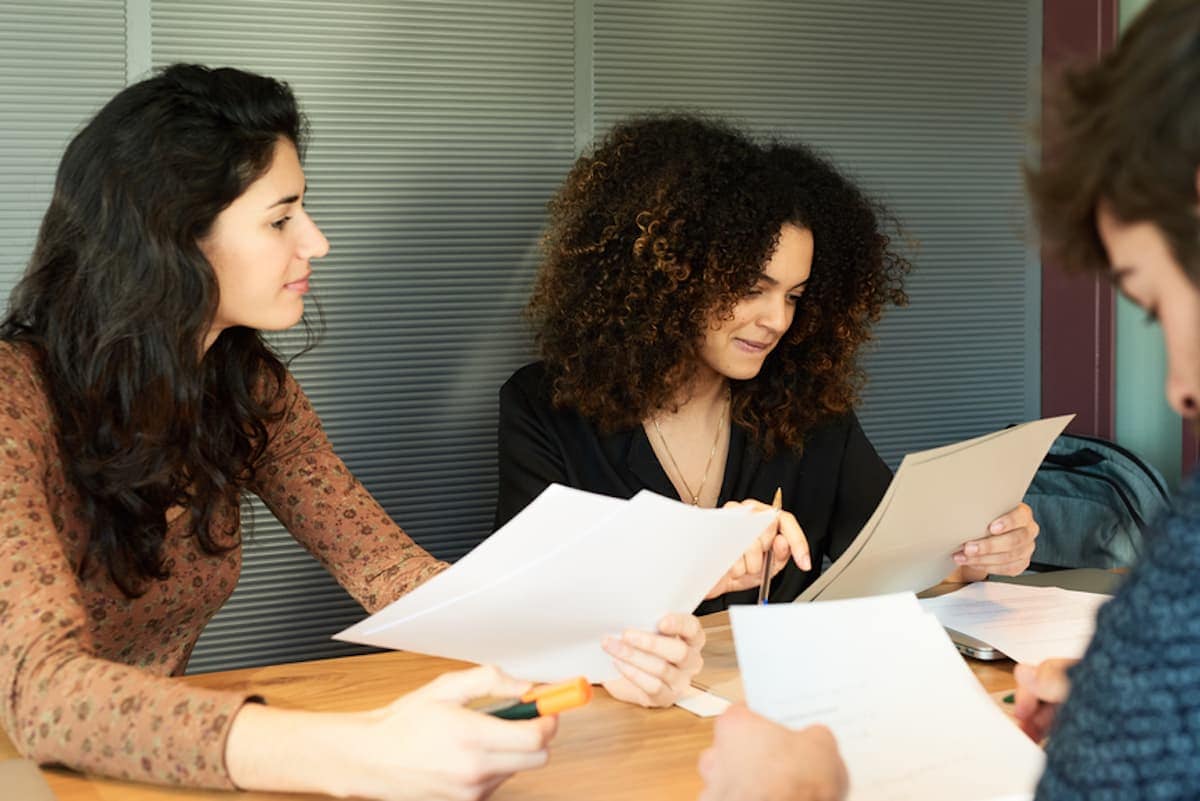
[225,702,364,797]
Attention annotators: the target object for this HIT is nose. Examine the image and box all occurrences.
[758,295,793,334]
[300,214,330,260]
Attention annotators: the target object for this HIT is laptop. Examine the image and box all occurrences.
[940,568,1125,660]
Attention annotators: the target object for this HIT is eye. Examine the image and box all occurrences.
[787,293,805,304]
[270,216,292,231]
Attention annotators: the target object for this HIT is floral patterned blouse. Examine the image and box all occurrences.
[0,342,447,788]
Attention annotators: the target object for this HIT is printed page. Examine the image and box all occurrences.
[920,581,1108,664]
[732,597,1044,801]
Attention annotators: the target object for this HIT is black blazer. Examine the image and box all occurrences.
[494,361,893,612]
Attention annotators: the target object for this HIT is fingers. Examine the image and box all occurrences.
[990,502,1035,534]
[728,553,749,581]
[775,512,812,571]
[657,612,707,651]
[601,677,654,707]
[1012,659,1074,742]
[463,711,558,752]
[1027,659,1074,703]
[607,628,687,670]
[954,522,1038,576]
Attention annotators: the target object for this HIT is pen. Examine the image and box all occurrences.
[482,676,592,720]
[757,487,783,605]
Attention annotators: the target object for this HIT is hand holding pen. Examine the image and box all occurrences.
[703,492,812,600]
[757,488,783,605]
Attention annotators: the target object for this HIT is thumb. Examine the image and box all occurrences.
[416,665,533,705]
[1032,659,1074,703]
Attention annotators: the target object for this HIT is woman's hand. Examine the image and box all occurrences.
[601,612,706,707]
[1012,658,1076,743]
[226,665,557,801]
[705,499,811,599]
[698,704,848,801]
[951,502,1039,580]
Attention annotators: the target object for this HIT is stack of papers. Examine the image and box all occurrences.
[732,594,1045,801]
[919,581,1108,664]
[336,485,775,682]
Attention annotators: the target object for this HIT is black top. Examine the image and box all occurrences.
[494,361,893,612]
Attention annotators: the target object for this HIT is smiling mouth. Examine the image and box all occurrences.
[734,338,773,352]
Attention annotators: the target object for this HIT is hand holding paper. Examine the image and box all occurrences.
[336,485,776,682]
[799,415,1072,602]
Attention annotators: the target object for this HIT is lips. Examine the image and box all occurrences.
[734,338,773,353]
[284,273,311,293]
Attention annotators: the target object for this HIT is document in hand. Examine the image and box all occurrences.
[919,581,1108,664]
[334,484,775,682]
[731,596,1045,801]
[798,415,1073,602]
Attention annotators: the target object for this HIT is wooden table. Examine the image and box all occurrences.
[4,611,1018,801]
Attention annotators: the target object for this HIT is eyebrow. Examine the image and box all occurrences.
[267,184,307,210]
[759,274,810,291]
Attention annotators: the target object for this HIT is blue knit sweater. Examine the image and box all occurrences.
[1036,473,1200,800]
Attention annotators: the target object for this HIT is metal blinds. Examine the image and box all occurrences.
[592,0,1041,465]
[0,2,127,298]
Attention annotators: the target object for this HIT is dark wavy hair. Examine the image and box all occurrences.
[1027,0,1200,278]
[529,114,910,455]
[0,64,309,597]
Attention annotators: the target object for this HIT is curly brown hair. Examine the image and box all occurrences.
[1026,0,1200,280]
[528,114,910,455]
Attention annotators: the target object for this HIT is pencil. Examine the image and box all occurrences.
[757,487,783,605]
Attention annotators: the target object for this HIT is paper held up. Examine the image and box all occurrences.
[798,415,1074,603]
[335,484,776,683]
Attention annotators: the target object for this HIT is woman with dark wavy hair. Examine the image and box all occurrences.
[496,115,1039,641]
[0,64,555,799]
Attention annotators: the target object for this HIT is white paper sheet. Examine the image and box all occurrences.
[731,597,1045,801]
[798,416,1073,602]
[675,687,732,718]
[335,484,776,682]
[919,581,1109,665]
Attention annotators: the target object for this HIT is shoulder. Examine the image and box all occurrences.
[0,340,43,391]
[1038,479,1200,796]
[794,410,864,454]
[500,361,554,408]
[259,364,320,442]
[0,341,52,423]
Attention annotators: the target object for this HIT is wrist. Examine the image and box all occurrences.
[226,702,365,797]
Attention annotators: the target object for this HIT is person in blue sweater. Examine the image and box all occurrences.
[697,1,1200,799]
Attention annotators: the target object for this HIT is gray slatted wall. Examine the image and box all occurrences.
[0,0,1039,672]
[592,0,1041,464]
[0,1,127,297]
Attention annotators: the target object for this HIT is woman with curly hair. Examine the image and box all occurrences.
[702,1,1200,797]
[0,64,557,800]
[495,115,1038,637]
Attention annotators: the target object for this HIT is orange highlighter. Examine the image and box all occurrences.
[485,676,592,720]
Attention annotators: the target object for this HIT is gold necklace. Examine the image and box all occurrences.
[652,391,728,506]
